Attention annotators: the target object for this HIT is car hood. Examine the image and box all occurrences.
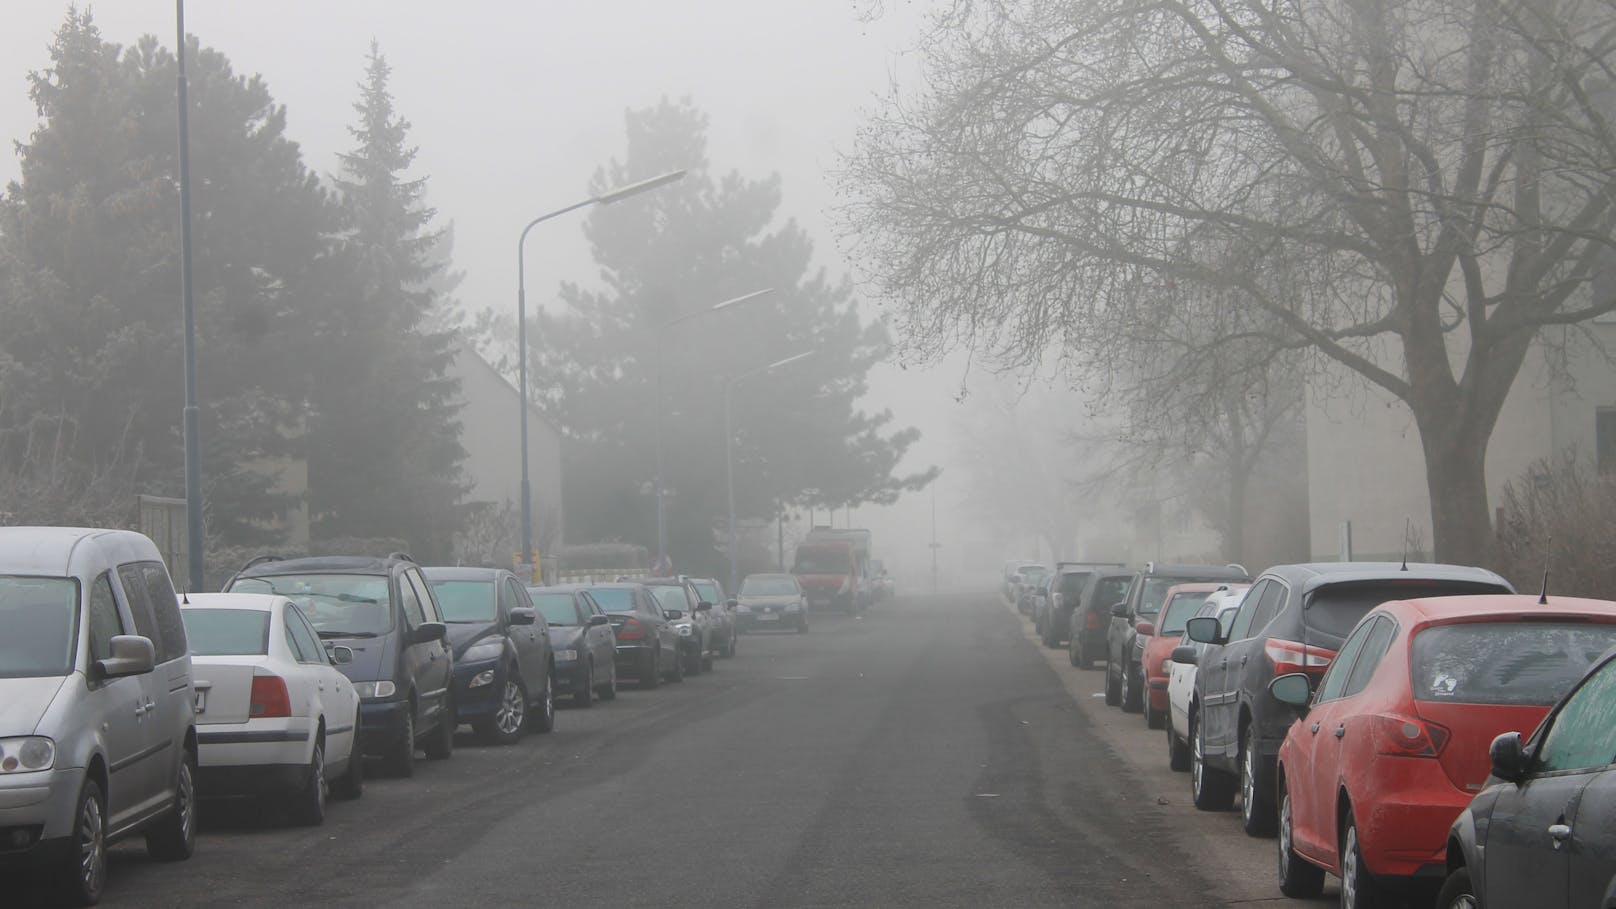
[546,627,586,649]
[797,575,849,589]
[447,622,503,658]
[0,676,69,736]
[740,595,800,607]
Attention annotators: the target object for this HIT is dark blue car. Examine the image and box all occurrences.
[424,567,556,744]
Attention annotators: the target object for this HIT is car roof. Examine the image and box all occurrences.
[1141,562,1249,578]
[0,526,163,576]
[181,592,286,612]
[1258,562,1513,596]
[235,555,408,577]
[743,573,795,580]
[527,585,581,594]
[578,582,644,590]
[1162,581,1235,595]
[641,577,686,586]
[422,566,511,582]
[1372,594,1616,627]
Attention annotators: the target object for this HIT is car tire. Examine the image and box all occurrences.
[702,646,715,671]
[721,628,736,657]
[383,705,416,777]
[1068,633,1082,667]
[1339,807,1385,909]
[1120,661,1144,714]
[1167,722,1191,772]
[1278,780,1325,898]
[642,649,662,689]
[1191,712,1237,811]
[666,646,685,683]
[1435,867,1475,909]
[477,677,528,744]
[530,672,556,733]
[57,777,107,907]
[331,720,364,801]
[289,737,327,827]
[145,749,197,861]
[1145,695,1165,729]
[576,661,595,708]
[684,644,703,676]
[1240,727,1277,837]
[797,615,809,633]
[423,696,455,760]
[1103,661,1121,706]
[598,664,618,701]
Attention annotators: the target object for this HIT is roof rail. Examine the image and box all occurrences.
[1226,563,1248,574]
[237,554,282,573]
[387,551,417,563]
[1145,561,1155,573]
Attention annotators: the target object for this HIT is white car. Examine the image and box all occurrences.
[180,593,362,825]
[1165,586,1247,772]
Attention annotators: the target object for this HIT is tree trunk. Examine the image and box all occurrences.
[1225,461,1248,566]
[1419,429,1496,568]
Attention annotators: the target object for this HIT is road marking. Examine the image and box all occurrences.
[776,676,810,680]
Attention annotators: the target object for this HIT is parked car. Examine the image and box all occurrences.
[1184,562,1513,837]
[1067,569,1135,669]
[1268,595,1616,907]
[181,592,362,823]
[1002,559,1041,599]
[642,577,717,675]
[870,559,896,601]
[688,577,738,657]
[1139,582,1231,729]
[737,573,809,633]
[1014,565,1050,615]
[1026,571,1058,628]
[1107,562,1251,713]
[226,554,455,777]
[1441,637,1616,909]
[0,527,198,906]
[526,585,618,707]
[1039,561,1125,649]
[582,583,683,687]
[1166,586,1249,771]
[422,567,555,743]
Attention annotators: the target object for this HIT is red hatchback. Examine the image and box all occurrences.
[1270,595,1616,908]
[1139,582,1231,729]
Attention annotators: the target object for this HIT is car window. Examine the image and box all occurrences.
[1159,591,1214,635]
[286,606,326,664]
[1227,580,1271,640]
[0,575,80,678]
[504,578,531,616]
[1303,579,1506,646]
[1413,622,1616,707]
[1314,616,1377,703]
[87,572,123,664]
[1535,658,1616,773]
[140,562,188,663]
[398,574,426,627]
[1245,582,1286,638]
[232,573,392,636]
[406,571,439,622]
[182,608,272,656]
[1340,616,1397,698]
[116,564,163,655]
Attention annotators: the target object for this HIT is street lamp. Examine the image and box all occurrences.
[653,288,773,569]
[175,0,203,592]
[724,351,814,591]
[517,170,686,571]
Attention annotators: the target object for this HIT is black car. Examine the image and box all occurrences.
[1107,563,1250,714]
[226,554,455,777]
[423,567,557,744]
[1068,569,1135,669]
[1185,561,1512,836]
[1038,561,1125,649]
[582,583,683,688]
[642,577,717,675]
[1441,645,1616,909]
[527,585,619,707]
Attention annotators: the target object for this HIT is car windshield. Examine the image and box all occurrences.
[531,594,578,626]
[1306,580,1508,646]
[649,585,690,614]
[742,577,798,596]
[0,576,79,679]
[583,587,633,612]
[428,580,497,623]
[692,582,721,604]
[1158,591,1213,635]
[795,552,850,573]
[230,574,392,637]
[1137,577,1223,617]
[1411,621,1616,706]
[1091,576,1132,610]
[181,608,271,656]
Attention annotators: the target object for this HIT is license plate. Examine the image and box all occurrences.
[756,614,779,622]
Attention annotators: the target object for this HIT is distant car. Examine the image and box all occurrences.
[688,577,738,657]
[1166,587,1247,772]
[869,559,894,601]
[1039,562,1125,649]
[1002,559,1040,599]
[1067,569,1135,669]
[527,586,618,707]
[0,527,198,906]
[1442,639,1616,909]
[1014,566,1050,615]
[423,567,556,743]
[1138,583,1231,730]
[1107,562,1251,714]
[737,573,809,633]
[182,593,363,824]
[642,577,717,675]
[583,583,683,688]
[1185,562,1513,837]
[227,554,456,777]
[1269,595,1616,906]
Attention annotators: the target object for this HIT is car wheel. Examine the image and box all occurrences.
[1277,779,1325,897]
[1435,867,1476,909]
[57,777,107,907]
[1240,727,1277,837]
[1068,633,1082,667]
[702,645,715,671]
[599,663,618,700]
[667,645,686,683]
[642,649,662,689]
[145,749,197,861]
[1191,712,1236,811]
[423,695,455,760]
[1339,807,1385,909]
[383,705,416,777]
[1167,721,1191,772]
[289,737,328,827]
[478,676,528,744]
[331,715,364,801]
[1120,661,1143,713]
[576,661,595,708]
[530,672,556,733]
[1103,661,1121,706]
[684,643,703,676]
[797,615,808,633]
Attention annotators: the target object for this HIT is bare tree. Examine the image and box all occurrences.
[843,0,1616,564]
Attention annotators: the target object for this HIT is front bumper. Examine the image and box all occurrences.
[739,608,803,630]
[452,659,504,723]
[359,699,411,755]
[556,659,589,695]
[0,766,81,849]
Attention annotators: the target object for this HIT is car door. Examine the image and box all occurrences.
[1219,580,1285,762]
[502,578,545,695]
[85,571,155,830]
[645,590,678,666]
[399,571,448,732]
[287,604,358,763]
[1202,579,1271,760]
[1485,658,1616,907]
[1567,764,1616,908]
[1288,617,1379,864]
[113,563,175,817]
[579,592,614,679]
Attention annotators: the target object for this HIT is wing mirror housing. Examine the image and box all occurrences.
[328,645,355,665]
[1268,673,1312,713]
[587,613,610,627]
[1109,601,1129,618]
[509,607,537,626]
[413,621,448,644]
[726,598,738,609]
[1184,616,1224,645]
[696,601,713,612]
[95,634,156,679]
[1135,621,1155,637]
[1489,731,1529,783]
[1169,645,1198,666]
[665,609,684,620]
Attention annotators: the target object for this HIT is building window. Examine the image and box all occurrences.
[1598,408,1616,473]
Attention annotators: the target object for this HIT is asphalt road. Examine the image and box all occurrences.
[16,590,1286,908]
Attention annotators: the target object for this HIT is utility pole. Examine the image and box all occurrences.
[929,482,940,594]
[175,0,204,593]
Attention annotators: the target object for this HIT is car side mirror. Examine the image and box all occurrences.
[413,621,448,644]
[95,634,156,679]
[1489,731,1529,783]
[587,614,610,627]
[1184,616,1223,645]
[1169,645,1198,666]
[1135,621,1155,637]
[726,598,738,609]
[1109,601,1128,618]
[509,607,537,626]
[1268,673,1312,712]
[328,645,355,665]
[665,609,684,620]
[696,601,713,612]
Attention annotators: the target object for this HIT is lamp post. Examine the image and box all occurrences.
[516,170,685,570]
[652,288,773,569]
[175,0,203,592]
[724,351,814,591]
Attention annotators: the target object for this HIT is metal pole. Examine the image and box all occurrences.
[653,335,667,569]
[517,233,532,563]
[175,0,204,592]
[777,510,785,572]
[724,379,737,592]
[930,482,939,595]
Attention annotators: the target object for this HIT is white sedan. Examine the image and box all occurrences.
[1165,586,1247,772]
[181,593,362,825]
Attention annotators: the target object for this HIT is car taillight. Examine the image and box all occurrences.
[1372,714,1450,758]
[1085,611,1101,630]
[1263,639,1337,676]
[616,617,644,641]
[249,674,292,718]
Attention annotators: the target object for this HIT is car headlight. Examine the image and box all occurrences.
[554,649,578,662]
[0,737,55,773]
[353,681,398,700]
[838,578,851,594]
[784,602,801,612]
[463,641,504,663]
[1161,659,1173,674]
[469,669,496,689]
[677,624,693,637]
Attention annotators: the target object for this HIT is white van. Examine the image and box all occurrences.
[0,527,198,905]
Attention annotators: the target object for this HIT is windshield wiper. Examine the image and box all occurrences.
[317,630,379,639]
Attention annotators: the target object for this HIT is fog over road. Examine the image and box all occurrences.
[41,592,1274,908]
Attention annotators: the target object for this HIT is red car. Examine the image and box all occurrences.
[1138,582,1233,729]
[1270,595,1616,908]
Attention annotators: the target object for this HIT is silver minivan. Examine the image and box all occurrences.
[0,527,198,905]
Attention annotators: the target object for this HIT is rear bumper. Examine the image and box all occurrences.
[613,643,654,677]
[197,718,313,769]
[1357,789,1470,879]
